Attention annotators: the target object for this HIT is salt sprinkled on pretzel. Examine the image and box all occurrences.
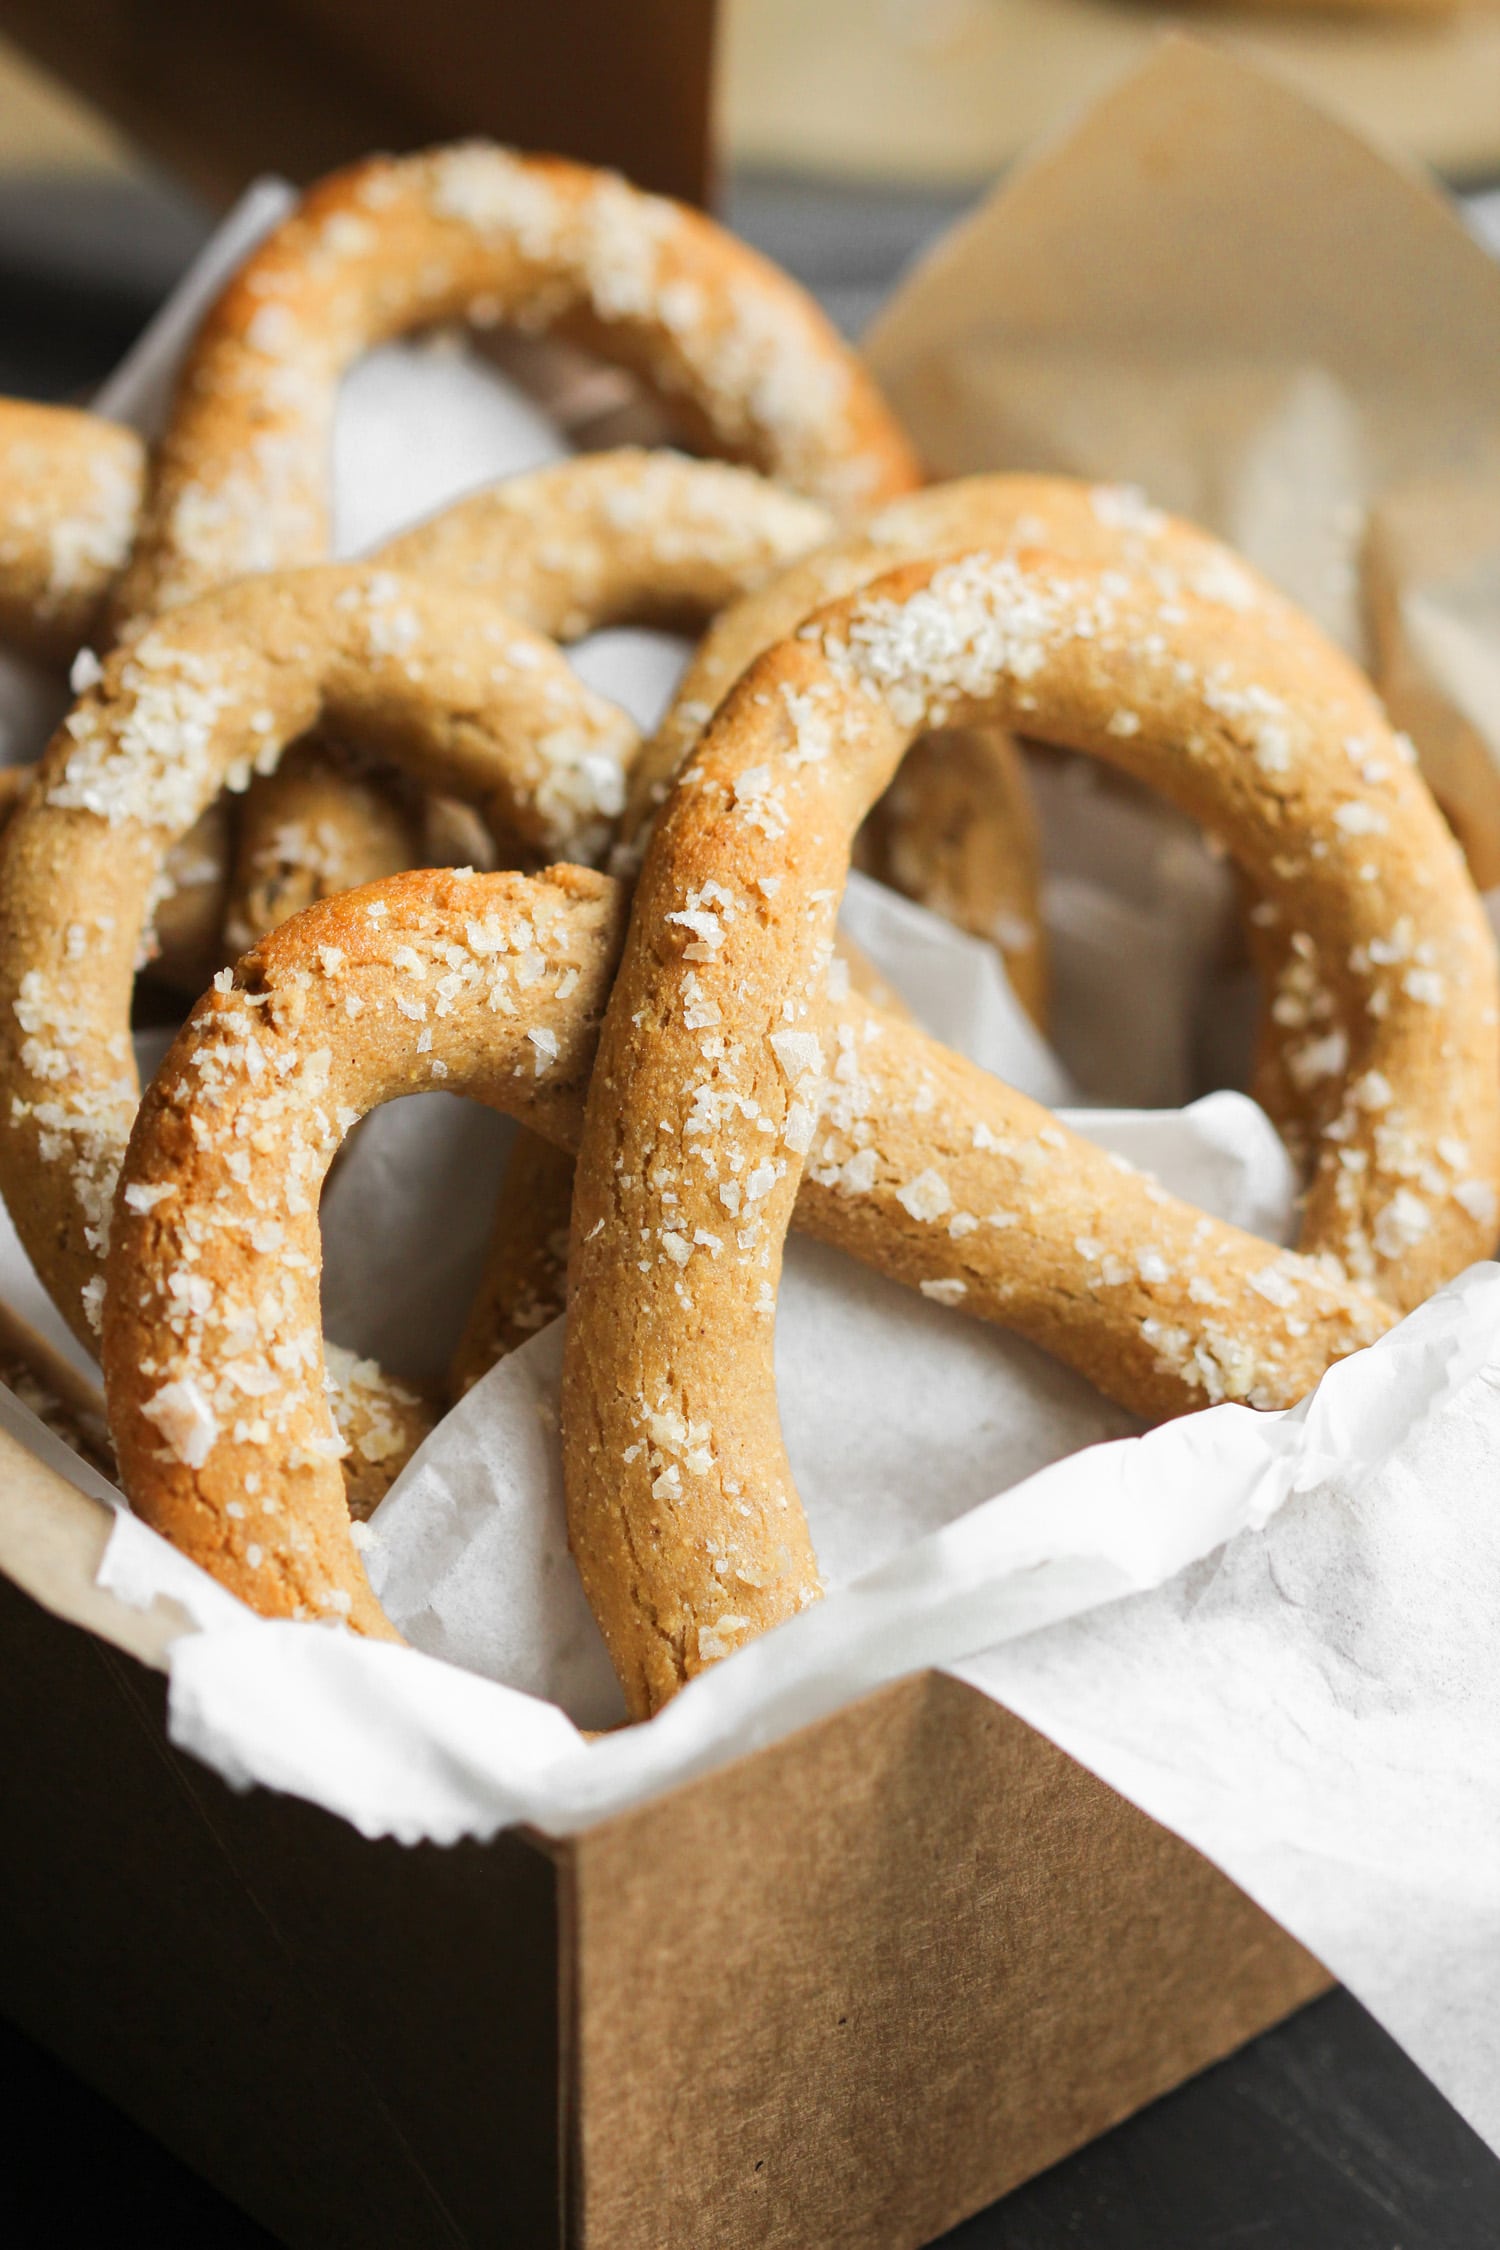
[104,866,1392,1648]
[623,471,1265,1015]
[0,565,639,1352]
[383,450,835,1391]
[0,451,842,1478]
[111,145,918,633]
[379,447,832,636]
[564,542,1500,1715]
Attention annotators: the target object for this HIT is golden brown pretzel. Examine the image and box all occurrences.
[564,541,1500,1715]
[104,866,1391,1642]
[0,564,638,1354]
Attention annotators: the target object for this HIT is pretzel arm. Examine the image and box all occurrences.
[0,400,143,667]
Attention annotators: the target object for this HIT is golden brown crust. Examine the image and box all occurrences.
[564,536,1500,1715]
[112,146,918,633]
[104,865,1394,1652]
[223,451,835,953]
[0,400,143,669]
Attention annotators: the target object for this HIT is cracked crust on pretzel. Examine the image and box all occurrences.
[565,537,1500,1715]
[446,925,915,1398]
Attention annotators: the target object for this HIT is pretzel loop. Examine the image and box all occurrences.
[114,145,919,633]
[564,543,1500,1715]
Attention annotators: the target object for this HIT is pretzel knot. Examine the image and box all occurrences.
[565,543,1500,1718]
[102,866,1392,1643]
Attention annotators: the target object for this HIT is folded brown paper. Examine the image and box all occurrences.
[866,36,1500,871]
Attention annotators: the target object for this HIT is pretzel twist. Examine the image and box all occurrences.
[103,866,1393,1644]
[630,469,1494,1155]
[624,474,1284,1017]
[565,543,1500,1715]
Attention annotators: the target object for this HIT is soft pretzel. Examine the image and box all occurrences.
[0,400,143,668]
[113,144,919,634]
[565,540,1500,1715]
[103,865,1392,1643]
[0,564,639,1354]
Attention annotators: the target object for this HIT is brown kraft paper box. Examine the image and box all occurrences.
[0,1433,1325,2248]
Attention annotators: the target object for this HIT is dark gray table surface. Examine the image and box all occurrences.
[1,161,1498,2247]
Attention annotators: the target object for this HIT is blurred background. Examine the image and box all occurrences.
[0,0,1498,403]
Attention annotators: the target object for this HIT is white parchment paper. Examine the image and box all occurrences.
[5,48,1500,2162]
